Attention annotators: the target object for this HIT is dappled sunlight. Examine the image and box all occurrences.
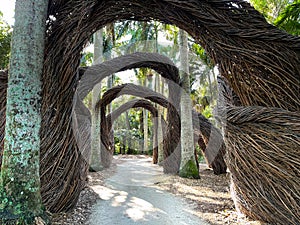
[90,183,171,223]
[112,191,128,207]
[90,184,130,207]
[125,197,163,222]
[88,158,209,225]
[90,185,118,200]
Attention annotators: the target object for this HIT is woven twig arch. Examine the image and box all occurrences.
[77,52,182,170]
[96,83,181,171]
[78,52,180,101]
[106,97,227,175]
[107,99,160,164]
[108,99,159,125]
[0,0,299,221]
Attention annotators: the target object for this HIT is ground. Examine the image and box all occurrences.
[52,155,263,225]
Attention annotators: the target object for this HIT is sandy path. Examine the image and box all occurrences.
[88,157,209,225]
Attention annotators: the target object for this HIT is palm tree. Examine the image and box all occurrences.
[178,29,199,179]
[156,74,164,163]
[0,0,49,224]
[90,29,104,172]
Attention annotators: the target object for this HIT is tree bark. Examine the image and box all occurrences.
[0,0,49,224]
[178,29,199,179]
[125,111,131,154]
[90,29,103,172]
[143,79,148,155]
[105,24,114,155]
[156,75,164,164]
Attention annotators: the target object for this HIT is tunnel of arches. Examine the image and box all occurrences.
[0,1,299,223]
[99,87,227,175]
[75,52,226,174]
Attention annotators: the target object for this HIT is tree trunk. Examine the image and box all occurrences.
[105,24,114,155]
[0,0,49,224]
[178,30,199,179]
[143,77,148,155]
[152,75,159,164]
[143,111,148,155]
[156,75,164,164]
[90,29,103,172]
[139,110,144,154]
[207,69,213,101]
[125,111,131,154]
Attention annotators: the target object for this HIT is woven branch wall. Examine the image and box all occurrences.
[0,0,299,222]
[219,106,300,224]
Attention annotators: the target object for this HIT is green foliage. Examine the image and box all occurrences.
[0,12,12,69]
[274,0,300,35]
[80,51,93,67]
[250,0,299,35]
[179,159,200,179]
[195,145,205,162]
[83,92,92,109]
[191,43,213,68]
[250,0,290,22]
[201,105,213,119]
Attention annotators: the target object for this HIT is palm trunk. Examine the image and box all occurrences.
[178,30,199,179]
[207,69,213,101]
[90,29,103,172]
[143,79,148,155]
[125,111,131,154]
[156,75,164,164]
[140,110,144,153]
[0,0,49,224]
[105,24,114,153]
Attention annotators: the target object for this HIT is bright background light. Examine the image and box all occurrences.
[0,0,16,26]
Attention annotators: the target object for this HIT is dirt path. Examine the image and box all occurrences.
[87,157,209,225]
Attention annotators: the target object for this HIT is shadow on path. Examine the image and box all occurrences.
[88,157,209,225]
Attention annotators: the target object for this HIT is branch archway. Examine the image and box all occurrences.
[96,83,181,172]
[107,99,161,164]
[75,52,182,171]
[99,84,227,175]
[77,52,180,101]
[1,0,298,221]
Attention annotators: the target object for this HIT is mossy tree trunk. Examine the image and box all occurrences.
[0,0,49,224]
[178,30,200,179]
[90,29,103,172]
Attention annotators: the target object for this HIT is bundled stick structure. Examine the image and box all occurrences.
[0,0,299,221]
[219,106,300,225]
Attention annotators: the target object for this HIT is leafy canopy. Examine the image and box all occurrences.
[0,11,12,69]
[250,0,300,35]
